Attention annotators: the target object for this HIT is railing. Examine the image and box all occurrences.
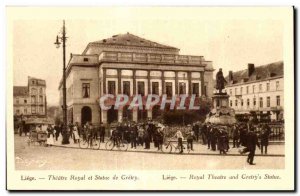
[99,51,205,66]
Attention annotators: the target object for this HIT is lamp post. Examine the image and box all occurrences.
[54,20,69,144]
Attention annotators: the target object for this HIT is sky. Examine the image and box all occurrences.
[11,7,284,106]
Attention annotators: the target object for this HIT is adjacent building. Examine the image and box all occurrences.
[59,33,214,125]
[13,76,47,117]
[225,61,284,121]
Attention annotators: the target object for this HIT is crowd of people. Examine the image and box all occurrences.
[21,119,273,165]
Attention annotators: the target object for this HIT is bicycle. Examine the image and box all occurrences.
[79,133,100,150]
[162,139,191,154]
[105,137,128,151]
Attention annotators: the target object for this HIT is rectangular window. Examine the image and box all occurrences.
[252,85,255,93]
[267,96,270,107]
[137,81,145,96]
[24,99,27,104]
[266,83,270,91]
[241,99,244,107]
[152,82,159,95]
[39,96,43,103]
[166,82,173,97]
[179,82,186,95]
[276,96,280,106]
[230,100,232,107]
[276,81,280,90]
[259,97,263,108]
[235,100,238,107]
[259,84,262,92]
[240,87,243,95]
[82,83,90,98]
[246,86,249,94]
[16,109,20,114]
[123,81,131,96]
[247,99,250,107]
[229,89,232,95]
[24,108,27,114]
[108,81,116,95]
[253,98,256,106]
[235,88,237,95]
[31,95,36,104]
[192,83,199,97]
[31,106,36,114]
[16,98,19,104]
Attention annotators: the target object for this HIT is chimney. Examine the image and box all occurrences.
[248,63,255,77]
[228,71,233,81]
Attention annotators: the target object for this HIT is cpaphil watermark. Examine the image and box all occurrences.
[99,94,204,110]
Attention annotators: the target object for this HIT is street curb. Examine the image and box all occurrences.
[51,144,285,157]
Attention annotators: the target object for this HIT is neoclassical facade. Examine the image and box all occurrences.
[59,33,214,125]
[225,61,284,121]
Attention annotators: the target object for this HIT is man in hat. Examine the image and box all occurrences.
[239,126,260,165]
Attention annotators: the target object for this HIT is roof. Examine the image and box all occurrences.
[89,32,179,50]
[13,86,29,96]
[68,54,99,65]
[225,61,283,86]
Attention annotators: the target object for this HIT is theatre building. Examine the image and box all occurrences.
[59,33,214,125]
[225,61,284,122]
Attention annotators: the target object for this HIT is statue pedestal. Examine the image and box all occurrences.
[205,92,236,125]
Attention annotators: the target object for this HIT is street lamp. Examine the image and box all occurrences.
[54,20,69,144]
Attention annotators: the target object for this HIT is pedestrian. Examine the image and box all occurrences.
[210,126,218,151]
[100,122,105,143]
[54,124,60,141]
[46,124,55,147]
[207,124,212,149]
[260,124,271,154]
[232,124,239,148]
[187,126,195,151]
[174,128,184,153]
[201,123,208,145]
[73,122,80,143]
[137,125,145,146]
[218,129,227,155]
[193,123,199,142]
[130,124,137,149]
[239,127,260,165]
[143,128,151,149]
[156,125,164,151]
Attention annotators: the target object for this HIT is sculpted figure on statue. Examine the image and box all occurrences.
[216,68,227,93]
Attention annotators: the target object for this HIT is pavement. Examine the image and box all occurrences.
[14,135,285,170]
[51,136,285,157]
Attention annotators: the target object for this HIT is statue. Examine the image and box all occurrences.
[216,68,227,93]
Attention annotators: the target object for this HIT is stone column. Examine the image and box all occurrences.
[118,109,123,122]
[147,70,151,94]
[147,110,152,120]
[133,69,136,95]
[200,72,205,96]
[188,71,192,95]
[132,109,138,122]
[103,68,106,94]
[161,70,165,94]
[101,110,107,124]
[117,69,121,94]
[175,71,178,95]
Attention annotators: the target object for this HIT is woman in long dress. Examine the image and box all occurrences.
[73,123,80,143]
[46,124,55,146]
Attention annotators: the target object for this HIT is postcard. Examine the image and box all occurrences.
[6,6,294,191]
